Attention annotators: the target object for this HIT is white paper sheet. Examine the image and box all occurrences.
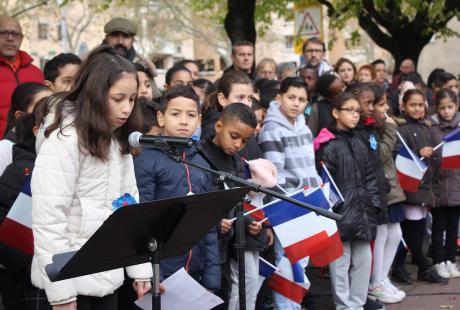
[135,268,223,310]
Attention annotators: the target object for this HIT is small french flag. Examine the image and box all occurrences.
[441,127,460,169]
[395,141,428,193]
[259,256,309,304]
[263,187,331,263]
[0,176,33,254]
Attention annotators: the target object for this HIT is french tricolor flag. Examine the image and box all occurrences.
[441,127,460,169]
[243,193,267,222]
[395,142,428,193]
[263,187,331,263]
[299,184,343,267]
[259,256,309,304]
[0,176,33,254]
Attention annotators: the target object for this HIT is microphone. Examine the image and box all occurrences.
[128,131,195,149]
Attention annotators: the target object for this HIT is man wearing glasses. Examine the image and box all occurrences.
[302,37,332,76]
[0,16,44,138]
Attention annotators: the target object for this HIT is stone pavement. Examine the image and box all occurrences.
[307,257,460,310]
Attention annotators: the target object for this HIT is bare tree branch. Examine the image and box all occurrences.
[11,0,48,17]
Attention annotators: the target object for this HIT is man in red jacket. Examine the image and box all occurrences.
[0,16,44,138]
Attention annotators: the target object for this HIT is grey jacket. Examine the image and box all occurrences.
[378,121,406,205]
[430,112,460,207]
[258,101,321,193]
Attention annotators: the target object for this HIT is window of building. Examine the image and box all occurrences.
[38,23,48,40]
[285,36,294,49]
[58,24,62,41]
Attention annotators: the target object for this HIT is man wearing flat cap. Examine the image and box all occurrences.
[103,17,161,97]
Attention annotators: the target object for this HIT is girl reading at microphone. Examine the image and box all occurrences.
[31,45,153,310]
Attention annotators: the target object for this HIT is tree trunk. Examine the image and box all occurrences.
[224,0,257,45]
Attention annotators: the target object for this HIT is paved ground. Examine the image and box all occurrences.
[308,257,460,310]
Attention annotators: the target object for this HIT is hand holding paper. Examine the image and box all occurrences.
[135,268,223,310]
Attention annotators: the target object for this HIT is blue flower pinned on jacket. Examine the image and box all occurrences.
[369,134,378,151]
[112,193,137,211]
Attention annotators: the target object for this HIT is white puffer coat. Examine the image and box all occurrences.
[31,114,152,305]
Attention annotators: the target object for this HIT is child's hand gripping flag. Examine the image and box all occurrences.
[395,133,428,192]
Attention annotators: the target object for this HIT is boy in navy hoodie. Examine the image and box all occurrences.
[133,85,220,291]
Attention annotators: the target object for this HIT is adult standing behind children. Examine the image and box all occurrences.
[103,17,161,98]
[0,16,44,138]
[302,37,332,76]
[224,41,256,81]
[31,45,153,309]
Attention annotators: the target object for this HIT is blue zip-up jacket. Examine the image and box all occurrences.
[134,145,221,290]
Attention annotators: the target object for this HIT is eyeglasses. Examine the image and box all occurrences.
[305,49,323,54]
[339,107,362,115]
[0,30,23,40]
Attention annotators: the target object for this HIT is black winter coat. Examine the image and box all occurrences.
[197,139,267,256]
[316,127,383,242]
[0,141,35,275]
[395,117,437,207]
[355,123,390,224]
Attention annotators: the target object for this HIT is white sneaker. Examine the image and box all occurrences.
[368,284,403,304]
[446,261,460,278]
[435,262,451,278]
[382,277,406,300]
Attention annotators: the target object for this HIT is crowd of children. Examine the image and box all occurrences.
[0,35,459,310]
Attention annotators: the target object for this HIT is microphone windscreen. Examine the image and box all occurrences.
[128,131,142,148]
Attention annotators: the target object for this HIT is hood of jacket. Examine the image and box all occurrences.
[314,127,336,151]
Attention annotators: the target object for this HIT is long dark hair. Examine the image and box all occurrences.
[40,45,143,161]
[4,82,49,138]
[202,71,252,114]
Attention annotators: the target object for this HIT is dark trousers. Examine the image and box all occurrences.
[118,277,141,310]
[431,207,460,264]
[393,218,430,272]
[0,268,51,310]
[78,293,118,310]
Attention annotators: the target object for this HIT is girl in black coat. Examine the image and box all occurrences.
[315,92,383,310]
[392,89,448,284]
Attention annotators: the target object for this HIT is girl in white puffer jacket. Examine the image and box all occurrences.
[31,45,153,310]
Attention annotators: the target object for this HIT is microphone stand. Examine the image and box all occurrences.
[166,150,342,221]
[164,147,342,310]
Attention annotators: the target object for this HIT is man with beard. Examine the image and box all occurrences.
[103,17,161,97]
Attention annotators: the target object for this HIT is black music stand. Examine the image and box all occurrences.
[45,187,250,310]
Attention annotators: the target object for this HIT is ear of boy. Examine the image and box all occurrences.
[275,94,282,104]
[157,110,165,128]
[43,80,56,93]
[217,92,227,108]
[14,110,25,120]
